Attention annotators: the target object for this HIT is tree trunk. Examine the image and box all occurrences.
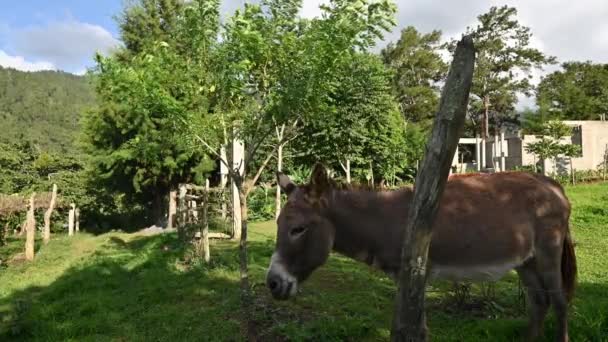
[602,144,608,180]
[68,203,75,236]
[483,95,490,139]
[25,193,36,261]
[232,137,245,240]
[346,159,351,184]
[390,35,475,342]
[75,209,80,233]
[275,143,283,220]
[43,184,57,244]
[203,179,210,263]
[570,158,575,185]
[237,184,254,339]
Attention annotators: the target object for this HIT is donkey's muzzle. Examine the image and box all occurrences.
[266,272,294,300]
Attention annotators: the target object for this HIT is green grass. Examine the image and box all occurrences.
[0,182,607,341]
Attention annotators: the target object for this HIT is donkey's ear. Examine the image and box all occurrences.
[309,163,331,196]
[276,172,296,195]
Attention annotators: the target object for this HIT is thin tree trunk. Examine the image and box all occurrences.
[203,179,210,263]
[75,209,80,233]
[602,144,608,180]
[25,193,36,261]
[43,184,57,244]
[390,35,475,342]
[275,143,283,220]
[483,95,489,139]
[68,203,75,236]
[570,158,575,185]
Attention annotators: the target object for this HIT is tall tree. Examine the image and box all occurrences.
[381,26,447,128]
[116,0,185,57]
[294,52,407,184]
[537,61,608,121]
[454,5,556,138]
[83,0,218,226]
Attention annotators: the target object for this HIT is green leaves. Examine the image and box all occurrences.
[537,61,608,121]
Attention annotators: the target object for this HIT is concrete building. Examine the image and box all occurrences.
[452,120,608,174]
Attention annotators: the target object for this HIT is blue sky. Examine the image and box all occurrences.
[1,0,606,109]
[0,1,123,74]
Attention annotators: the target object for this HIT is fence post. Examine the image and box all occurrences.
[390,35,474,342]
[68,203,75,236]
[25,193,36,261]
[168,189,177,229]
[43,184,57,244]
[500,131,506,172]
[178,183,187,240]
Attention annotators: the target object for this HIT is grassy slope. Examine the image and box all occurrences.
[0,182,607,341]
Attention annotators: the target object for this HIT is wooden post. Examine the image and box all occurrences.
[178,184,187,238]
[43,184,57,244]
[232,137,244,240]
[346,159,351,184]
[203,179,210,263]
[191,200,198,222]
[75,208,80,233]
[68,203,75,236]
[390,35,475,342]
[168,190,177,229]
[25,193,36,261]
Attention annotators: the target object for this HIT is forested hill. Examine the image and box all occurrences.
[0,66,96,153]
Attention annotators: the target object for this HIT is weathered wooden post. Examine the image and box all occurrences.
[68,203,75,236]
[390,35,475,342]
[203,179,210,263]
[178,183,187,239]
[168,189,177,229]
[43,184,57,244]
[25,193,36,261]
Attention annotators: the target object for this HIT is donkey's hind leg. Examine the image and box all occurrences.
[536,251,570,342]
[516,261,550,341]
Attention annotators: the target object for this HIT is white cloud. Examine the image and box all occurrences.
[11,20,120,72]
[0,50,55,72]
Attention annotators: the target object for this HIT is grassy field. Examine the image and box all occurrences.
[0,182,607,341]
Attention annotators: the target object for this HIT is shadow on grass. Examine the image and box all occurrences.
[1,232,606,342]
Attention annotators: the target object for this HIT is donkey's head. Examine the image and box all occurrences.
[266,163,336,300]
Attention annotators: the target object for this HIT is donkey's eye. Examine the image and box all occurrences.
[289,226,307,238]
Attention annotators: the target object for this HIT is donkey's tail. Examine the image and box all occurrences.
[561,228,577,303]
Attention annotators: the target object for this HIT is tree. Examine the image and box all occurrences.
[537,61,608,121]
[453,5,556,138]
[381,26,447,128]
[167,0,398,334]
[524,120,580,176]
[83,32,215,226]
[116,0,185,57]
[294,52,407,184]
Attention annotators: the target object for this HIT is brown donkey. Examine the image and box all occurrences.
[266,163,576,341]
